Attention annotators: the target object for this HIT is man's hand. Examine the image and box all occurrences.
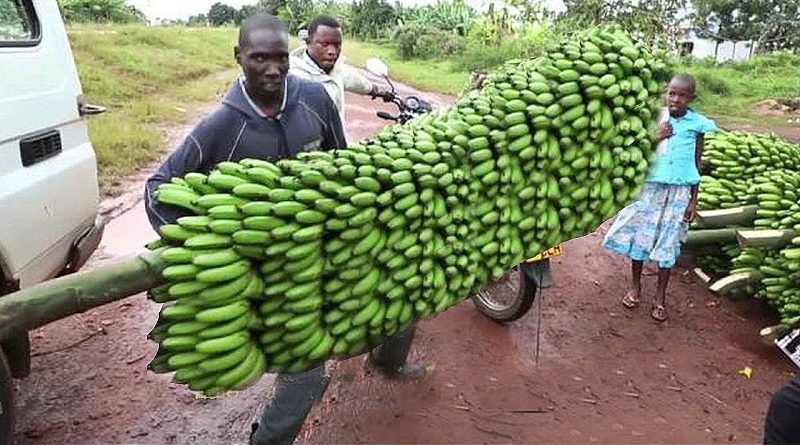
[370,85,392,101]
[658,122,673,140]
[684,201,697,223]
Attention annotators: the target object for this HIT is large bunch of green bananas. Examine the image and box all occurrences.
[698,131,800,211]
[144,25,670,396]
[689,133,800,332]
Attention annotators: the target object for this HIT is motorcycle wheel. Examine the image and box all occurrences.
[471,265,537,323]
[0,349,12,445]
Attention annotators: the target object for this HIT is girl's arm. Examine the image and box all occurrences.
[685,134,705,222]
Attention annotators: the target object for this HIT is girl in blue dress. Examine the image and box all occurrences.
[603,74,717,322]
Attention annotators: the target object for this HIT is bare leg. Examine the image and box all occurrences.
[623,260,643,308]
[652,267,671,321]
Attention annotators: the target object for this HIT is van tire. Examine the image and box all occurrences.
[0,348,13,445]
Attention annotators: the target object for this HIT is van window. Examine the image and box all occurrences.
[0,0,38,45]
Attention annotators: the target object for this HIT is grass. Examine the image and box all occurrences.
[343,39,470,96]
[68,24,240,194]
[675,53,800,127]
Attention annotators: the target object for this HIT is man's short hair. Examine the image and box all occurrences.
[671,73,697,94]
[307,15,341,39]
[239,12,287,48]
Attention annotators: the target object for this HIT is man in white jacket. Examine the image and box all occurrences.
[289,15,390,125]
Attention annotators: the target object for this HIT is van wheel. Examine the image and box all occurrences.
[0,349,12,445]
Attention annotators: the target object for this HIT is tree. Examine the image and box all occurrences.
[207,2,238,26]
[255,0,284,15]
[692,0,800,51]
[237,4,260,24]
[186,13,209,26]
[58,0,146,24]
[347,0,396,40]
[0,0,27,40]
[560,0,685,49]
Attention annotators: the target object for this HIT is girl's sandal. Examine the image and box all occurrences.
[621,291,640,309]
[651,304,668,322]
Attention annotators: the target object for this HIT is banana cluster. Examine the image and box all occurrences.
[690,132,800,331]
[144,25,670,396]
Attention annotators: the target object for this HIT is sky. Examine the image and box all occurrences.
[126,0,566,22]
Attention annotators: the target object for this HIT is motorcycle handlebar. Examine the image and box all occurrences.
[376,111,397,121]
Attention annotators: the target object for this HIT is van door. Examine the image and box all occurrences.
[0,0,100,286]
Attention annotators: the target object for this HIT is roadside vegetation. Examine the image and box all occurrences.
[67,25,238,193]
[60,0,800,192]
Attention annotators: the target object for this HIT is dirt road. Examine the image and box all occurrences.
[11,72,796,444]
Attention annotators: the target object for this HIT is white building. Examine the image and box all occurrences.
[677,28,758,63]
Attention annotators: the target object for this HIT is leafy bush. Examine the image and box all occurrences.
[393,25,464,59]
[693,70,731,95]
[450,22,550,72]
[395,0,475,36]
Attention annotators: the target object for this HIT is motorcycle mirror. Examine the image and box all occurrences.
[365,58,389,77]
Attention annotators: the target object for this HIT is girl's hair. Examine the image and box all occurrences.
[671,74,696,94]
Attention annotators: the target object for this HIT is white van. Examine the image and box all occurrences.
[0,0,105,441]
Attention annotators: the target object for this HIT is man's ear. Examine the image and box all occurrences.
[234,46,241,64]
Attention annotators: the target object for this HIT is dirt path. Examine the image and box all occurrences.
[299,225,796,444]
[11,71,797,445]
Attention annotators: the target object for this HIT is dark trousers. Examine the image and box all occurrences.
[764,373,800,445]
[250,324,416,445]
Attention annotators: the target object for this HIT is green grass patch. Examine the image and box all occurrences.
[344,39,470,96]
[68,25,240,194]
[676,53,800,126]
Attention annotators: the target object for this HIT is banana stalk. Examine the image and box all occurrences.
[709,269,763,295]
[684,228,739,248]
[760,324,792,345]
[736,229,796,249]
[694,205,758,229]
[0,250,166,340]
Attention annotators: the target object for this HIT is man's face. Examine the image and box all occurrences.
[235,28,289,99]
[307,25,342,72]
[665,79,694,116]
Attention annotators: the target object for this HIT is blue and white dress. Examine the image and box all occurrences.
[602,108,717,269]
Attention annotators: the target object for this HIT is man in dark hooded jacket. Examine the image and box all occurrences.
[145,13,428,445]
[145,14,345,227]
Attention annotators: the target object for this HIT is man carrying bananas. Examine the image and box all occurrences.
[144,13,427,445]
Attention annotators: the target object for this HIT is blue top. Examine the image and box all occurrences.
[647,108,717,185]
[144,75,347,229]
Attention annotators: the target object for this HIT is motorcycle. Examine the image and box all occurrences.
[365,59,560,323]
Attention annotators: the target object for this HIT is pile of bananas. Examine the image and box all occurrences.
[688,132,800,331]
[145,25,670,396]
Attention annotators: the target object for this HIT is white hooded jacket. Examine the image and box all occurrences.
[289,45,374,124]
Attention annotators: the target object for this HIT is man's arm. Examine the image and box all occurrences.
[342,64,377,96]
[144,132,205,231]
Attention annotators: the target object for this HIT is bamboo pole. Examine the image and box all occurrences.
[0,250,166,340]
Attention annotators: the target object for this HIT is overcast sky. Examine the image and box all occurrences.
[126,0,566,21]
